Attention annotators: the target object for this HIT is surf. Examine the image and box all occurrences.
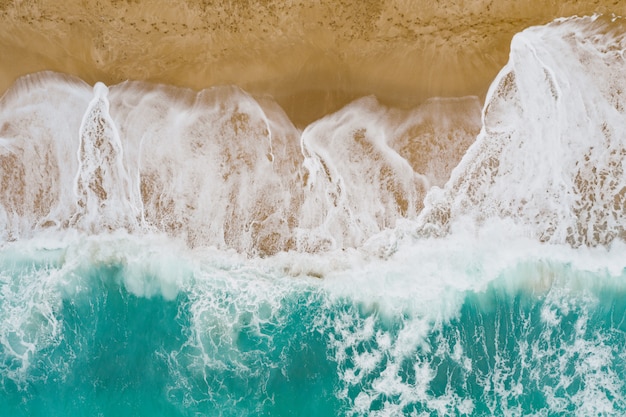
[1,14,626,417]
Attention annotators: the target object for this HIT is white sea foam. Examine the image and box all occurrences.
[0,215,625,414]
[0,264,62,383]
[0,18,625,254]
[0,72,92,240]
[418,15,626,248]
[73,82,142,232]
[0,74,478,255]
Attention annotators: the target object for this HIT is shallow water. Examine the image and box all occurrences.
[1,234,626,416]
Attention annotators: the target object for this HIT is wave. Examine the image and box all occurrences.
[1,231,625,416]
[0,74,479,255]
[418,15,626,247]
[2,16,626,256]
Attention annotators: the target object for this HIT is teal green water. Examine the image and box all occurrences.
[1,248,626,416]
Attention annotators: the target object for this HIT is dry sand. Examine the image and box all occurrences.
[0,0,624,125]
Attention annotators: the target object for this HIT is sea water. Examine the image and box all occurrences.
[1,15,626,417]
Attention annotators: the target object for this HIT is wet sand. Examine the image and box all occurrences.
[0,0,624,125]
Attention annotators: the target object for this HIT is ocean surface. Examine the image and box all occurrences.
[1,13,626,417]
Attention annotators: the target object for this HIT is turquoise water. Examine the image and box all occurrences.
[1,241,625,416]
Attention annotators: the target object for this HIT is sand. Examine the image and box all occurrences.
[0,0,624,125]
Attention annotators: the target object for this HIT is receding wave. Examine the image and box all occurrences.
[417,15,626,247]
[0,72,480,255]
[2,16,626,254]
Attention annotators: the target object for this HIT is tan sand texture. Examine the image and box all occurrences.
[0,0,625,125]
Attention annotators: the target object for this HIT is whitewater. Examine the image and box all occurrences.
[1,14,626,416]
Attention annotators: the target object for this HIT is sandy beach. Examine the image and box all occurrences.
[0,0,624,124]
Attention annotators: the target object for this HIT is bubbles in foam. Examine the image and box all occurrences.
[0,217,626,415]
[73,82,142,232]
[298,97,428,250]
[0,250,64,385]
[0,72,92,240]
[312,236,626,416]
[418,15,626,247]
[0,71,480,255]
[111,82,302,255]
